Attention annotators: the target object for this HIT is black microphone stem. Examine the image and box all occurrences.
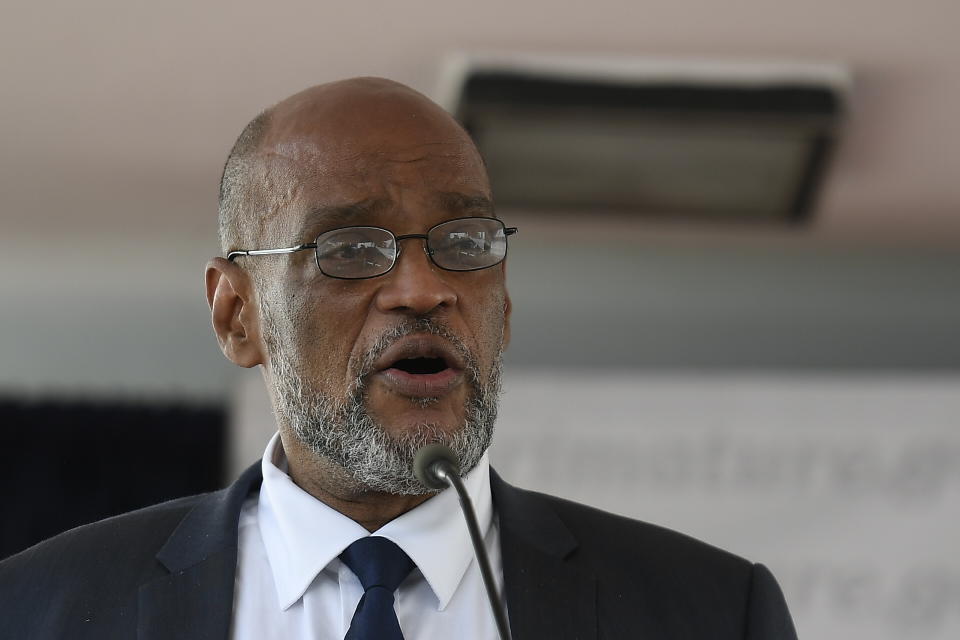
[434,461,514,640]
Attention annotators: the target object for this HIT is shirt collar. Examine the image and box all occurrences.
[257,432,493,612]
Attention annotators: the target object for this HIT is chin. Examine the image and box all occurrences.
[408,396,441,409]
[383,415,465,443]
[368,392,466,434]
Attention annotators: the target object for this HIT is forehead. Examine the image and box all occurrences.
[255,133,491,237]
[260,82,489,218]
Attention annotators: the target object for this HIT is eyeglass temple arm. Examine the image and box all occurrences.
[226,243,318,262]
[505,227,518,236]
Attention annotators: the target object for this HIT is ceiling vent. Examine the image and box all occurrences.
[438,53,850,223]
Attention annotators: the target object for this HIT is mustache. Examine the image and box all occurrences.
[351,317,481,389]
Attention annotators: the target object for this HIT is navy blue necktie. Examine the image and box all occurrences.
[339,537,416,640]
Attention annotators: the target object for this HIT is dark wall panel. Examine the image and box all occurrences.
[0,398,226,560]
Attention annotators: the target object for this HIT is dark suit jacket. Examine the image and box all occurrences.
[0,463,797,639]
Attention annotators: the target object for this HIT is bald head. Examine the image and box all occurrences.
[217,78,486,256]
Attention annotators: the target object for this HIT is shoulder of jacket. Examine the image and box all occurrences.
[0,491,212,577]
[518,485,752,572]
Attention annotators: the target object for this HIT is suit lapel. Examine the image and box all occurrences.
[492,470,598,640]
[138,549,236,640]
[135,463,597,639]
[138,462,263,640]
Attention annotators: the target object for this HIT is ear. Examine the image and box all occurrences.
[205,257,267,368]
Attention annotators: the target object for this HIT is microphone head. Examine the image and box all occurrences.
[413,444,461,490]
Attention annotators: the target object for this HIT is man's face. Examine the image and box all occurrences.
[250,86,510,493]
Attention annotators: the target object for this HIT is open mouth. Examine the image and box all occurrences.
[389,356,450,376]
[373,335,465,398]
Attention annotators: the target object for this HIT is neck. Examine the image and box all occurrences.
[278,431,432,532]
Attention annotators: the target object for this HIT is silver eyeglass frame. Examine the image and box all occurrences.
[226,216,518,280]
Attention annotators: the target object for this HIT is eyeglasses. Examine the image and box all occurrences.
[227,216,518,280]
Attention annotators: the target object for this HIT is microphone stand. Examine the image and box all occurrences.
[432,460,514,640]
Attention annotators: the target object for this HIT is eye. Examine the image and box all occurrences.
[431,231,493,269]
[315,227,397,278]
[319,240,395,272]
[448,231,491,256]
[428,218,508,271]
[322,240,377,261]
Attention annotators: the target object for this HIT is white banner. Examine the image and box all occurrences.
[491,372,960,640]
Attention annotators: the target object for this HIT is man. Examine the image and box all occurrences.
[0,78,798,639]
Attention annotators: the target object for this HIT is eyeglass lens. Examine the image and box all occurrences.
[314,217,508,279]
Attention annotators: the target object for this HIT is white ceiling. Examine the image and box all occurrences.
[1,0,959,246]
[2,0,959,397]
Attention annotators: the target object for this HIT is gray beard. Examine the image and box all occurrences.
[261,305,502,495]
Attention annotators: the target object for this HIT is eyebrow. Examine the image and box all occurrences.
[435,192,497,217]
[300,192,497,237]
[300,199,392,234]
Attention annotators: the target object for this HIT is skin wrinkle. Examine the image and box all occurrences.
[252,147,484,249]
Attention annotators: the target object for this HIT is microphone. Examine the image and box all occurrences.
[414,444,513,640]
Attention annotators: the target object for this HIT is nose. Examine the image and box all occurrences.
[374,237,458,315]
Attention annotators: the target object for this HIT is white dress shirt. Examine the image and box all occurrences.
[230,432,504,639]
